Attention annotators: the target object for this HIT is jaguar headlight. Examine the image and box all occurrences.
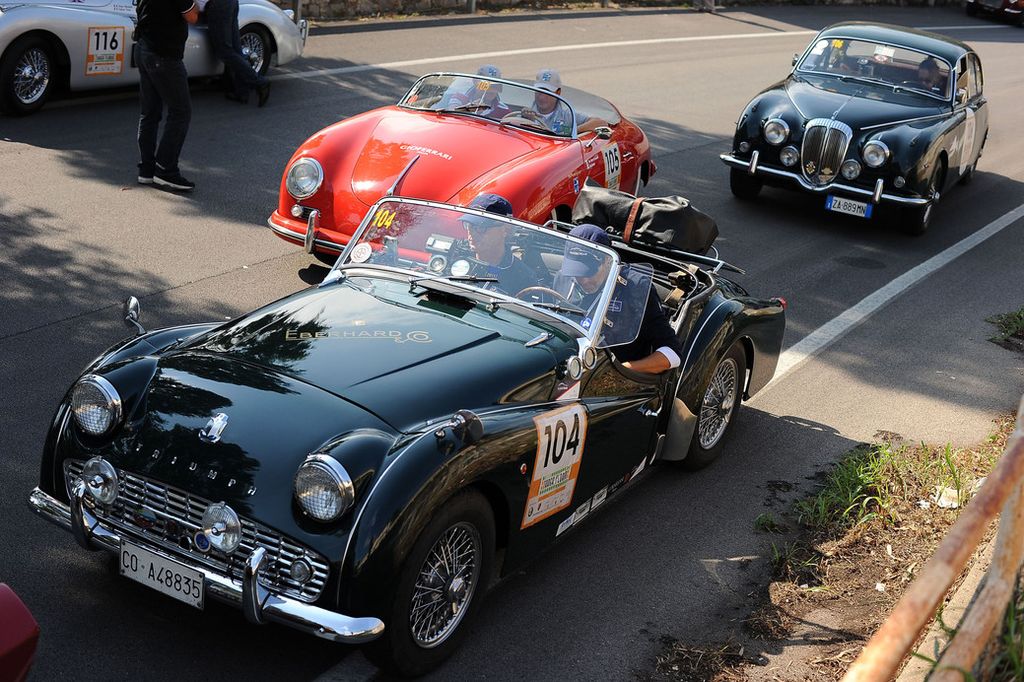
[762,118,790,145]
[841,159,862,180]
[862,141,890,168]
[81,456,119,505]
[201,502,241,554]
[294,454,354,522]
[779,145,799,167]
[71,375,122,436]
[285,158,323,200]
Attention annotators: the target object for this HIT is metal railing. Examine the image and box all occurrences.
[842,396,1024,681]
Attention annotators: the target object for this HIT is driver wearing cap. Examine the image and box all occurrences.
[521,68,608,136]
[561,224,681,374]
[458,194,536,297]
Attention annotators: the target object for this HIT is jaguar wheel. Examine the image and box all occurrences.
[901,161,944,236]
[0,35,56,116]
[679,341,745,470]
[729,167,762,200]
[239,25,271,77]
[364,490,495,678]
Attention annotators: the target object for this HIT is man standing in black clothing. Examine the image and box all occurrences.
[135,0,199,191]
[204,0,271,106]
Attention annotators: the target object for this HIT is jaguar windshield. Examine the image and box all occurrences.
[797,38,951,100]
[399,74,580,137]
[335,200,629,336]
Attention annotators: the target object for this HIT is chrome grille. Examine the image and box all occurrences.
[800,118,853,186]
[65,459,329,602]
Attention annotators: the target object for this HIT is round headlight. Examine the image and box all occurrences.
[285,158,323,200]
[201,502,241,554]
[294,455,354,522]
[71,375,122,436]
[763,118,790,145]
[862,141,890,168]
[82,456,118,505]
[841,159,862,180]
[779,145,800,167]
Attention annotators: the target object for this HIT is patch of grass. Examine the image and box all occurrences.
[980,573,1024,681]
[988,307,1024,343]
[647,637,747,682]
[770,540,822,586]
[793,443,894,533]
[754,512,785,534]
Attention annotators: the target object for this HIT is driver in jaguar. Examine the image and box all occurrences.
[560,224,682,375]
[914,57,943,92]
[458,194,536,297]
[519,68,607,135]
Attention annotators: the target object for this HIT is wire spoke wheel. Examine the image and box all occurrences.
[240,31,266,74]
[698,357,738,450]
[409,522,481,648]
[12,47,50,105]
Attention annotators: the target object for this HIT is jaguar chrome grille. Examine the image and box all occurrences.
[800,118,853,187]
[64,459,329,602]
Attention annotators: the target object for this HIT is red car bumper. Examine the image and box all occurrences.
[0,584,39,682]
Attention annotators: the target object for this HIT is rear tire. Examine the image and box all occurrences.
[363,491,495,678]
[679,341,746,471]
[0,35,56,116]
[729,167,762,200]
[901,161,944,236]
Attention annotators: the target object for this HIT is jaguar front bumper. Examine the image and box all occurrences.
[27,486,384,645]
[720,152,931,207]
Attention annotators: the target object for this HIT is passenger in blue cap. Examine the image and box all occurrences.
[457,194,536,297]
[561,224,682,374]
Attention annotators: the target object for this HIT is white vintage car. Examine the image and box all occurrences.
[0,0,308,115]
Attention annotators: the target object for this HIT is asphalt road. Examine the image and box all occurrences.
[1,5,1023,681]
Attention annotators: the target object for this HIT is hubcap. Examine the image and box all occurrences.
[12,47,50,105]
[698,357,738,449]
[409,522,481,648]
[240,32,265,73]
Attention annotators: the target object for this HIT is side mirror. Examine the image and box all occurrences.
[956,88,969,106]
[792,53,799,67]
[594,126,613,140]
[123,296,145,336]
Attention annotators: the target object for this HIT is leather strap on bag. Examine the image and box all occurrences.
[623,197,645,244]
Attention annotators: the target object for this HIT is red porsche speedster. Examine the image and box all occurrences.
[267,72,656,257]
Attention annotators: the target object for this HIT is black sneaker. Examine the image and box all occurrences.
[257,82,271,108]
[154,172,195,192]
[138,174,154,185]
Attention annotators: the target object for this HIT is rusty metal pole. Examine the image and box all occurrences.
[467,0,476,13]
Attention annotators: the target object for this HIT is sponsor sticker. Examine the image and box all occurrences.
[556,514,574,537]
[521,404,588,529]
[350,243,372,263]
[810,39,829,56]
[592,486,608,510]
[573,499,592,524]
[86,27,125,76]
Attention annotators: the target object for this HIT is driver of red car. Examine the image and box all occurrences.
[521,68,607,136]
[458,194,536,297]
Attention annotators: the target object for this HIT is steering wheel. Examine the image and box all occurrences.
[515,286,570,305]
[500,111,555,134]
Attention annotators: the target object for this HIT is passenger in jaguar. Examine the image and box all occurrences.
[561,225,682,374]
[521,68,607,135]
[459,194,537,296]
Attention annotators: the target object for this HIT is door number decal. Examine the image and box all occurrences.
[521,403,588,529]
[602,144,621,191]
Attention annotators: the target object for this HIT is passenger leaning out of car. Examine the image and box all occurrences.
[135,0,199,192]
[561,224,682,375]
[520,69,607,136]
[200,0,271,106]
[458,194,536,297]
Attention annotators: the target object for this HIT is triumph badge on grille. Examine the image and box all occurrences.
[199,413,229,443]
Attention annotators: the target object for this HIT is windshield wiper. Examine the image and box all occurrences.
[447,103,491,113]
[408,273,498,290]
[491,299,587,316]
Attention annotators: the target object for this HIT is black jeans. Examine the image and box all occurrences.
[205,0,265,98]
[137,41,191,176]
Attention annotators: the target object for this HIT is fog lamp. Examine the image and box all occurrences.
[779,146,799,167]
[201,502,241,554]
[841,159,862,180]
[290,558,313,584]
[738,141,751,153]
[290,204,304,218]
[82,457,119,505]
[894,176,906,188]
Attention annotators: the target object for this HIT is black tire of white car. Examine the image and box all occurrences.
[364,490,495,678]
[901,161,944,236]
[0,35,55,116]
[239,26,271,77]
[679,342,746,471]
[729,167,762,200]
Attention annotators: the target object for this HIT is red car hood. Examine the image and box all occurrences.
[350,111,546,206]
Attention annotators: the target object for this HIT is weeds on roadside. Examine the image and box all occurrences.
[980,572,1024,681]
[987,307,1024,344]
[754,512,785,534]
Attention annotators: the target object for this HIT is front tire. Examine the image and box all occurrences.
[901,161,944,236]
[364,490,495,678]
[729,167,762,200]
[239,26,271,77]
[0,35,56,116]
[679,341,746,470]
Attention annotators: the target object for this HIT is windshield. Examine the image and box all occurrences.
[797,38,951,100]
[399,74,580,137]
[334,200,624,335]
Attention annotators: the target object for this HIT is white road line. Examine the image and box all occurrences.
[770,202,1024,385]
[275,23,1010,82]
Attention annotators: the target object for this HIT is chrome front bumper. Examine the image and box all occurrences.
[720,152,930,207]
[267,214,345,254]
[27,486,384,644]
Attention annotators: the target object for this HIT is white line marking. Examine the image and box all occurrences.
[276,23,1010,82]
[770,203,1024,385]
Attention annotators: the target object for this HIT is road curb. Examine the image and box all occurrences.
[896,537,996,681]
